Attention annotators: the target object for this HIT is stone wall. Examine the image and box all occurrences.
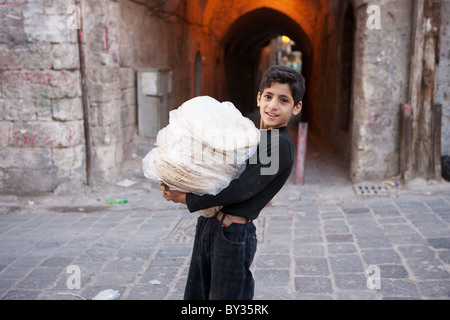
[82,0,123,185]
[0,0,85,194]
[0,0,186,194]
[350,0,413,182]
[437,0,450,156]
[119,0,176,148]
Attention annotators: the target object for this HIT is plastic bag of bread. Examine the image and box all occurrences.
[142,96,260,217]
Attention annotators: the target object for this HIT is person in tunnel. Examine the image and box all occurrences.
[162,65,305,300]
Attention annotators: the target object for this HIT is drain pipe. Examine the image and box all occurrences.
[76,0,93,186]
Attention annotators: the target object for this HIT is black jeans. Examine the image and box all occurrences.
[184,215,258,300]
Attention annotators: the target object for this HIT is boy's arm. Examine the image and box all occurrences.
[158,164,268,207]
[185,140,290,213]
[185,163,270,212]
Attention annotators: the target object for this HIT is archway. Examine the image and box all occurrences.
[221,8,312,120]
[201,2,351,184]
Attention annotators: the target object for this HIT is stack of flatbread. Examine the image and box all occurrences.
[142,96,260,217]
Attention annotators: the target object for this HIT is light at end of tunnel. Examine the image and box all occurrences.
[281,35,291,44]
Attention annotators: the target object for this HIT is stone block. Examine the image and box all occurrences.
[97,99,121,126]
[1,98,36,121]
[51,43,80,70]
[122,125,136,145]
[379,279,421,298]
[89,102,99,127]
[406,259,450,279]
[0,2,28,45]
[23,14,77,43]
[119,67,135,89]
[52,144,84,172]
[329,255,364,274]
[11,120,84,149]
[334,273,368,291]
[418,280,450,298]
[254,269,290,287]
[120,106,129,127]
[37,95,59,121]
[119,35,135,68]
[121,88,136,108]
[91,125,113,146]
[0,147,52,169]
[361,248,402,265]
[87,65,119,83]
[120,104,136,127]
[43,0,75,15]
[52,97,83,121]
[428,238,450,249]
[47,120,84,148]
[2,70,81,100]
[115,140,124,164]
[87,82,120,103]
[295,257,329,276]
[10,122,52,148]
[398,245,434,259]
[294,276,333,294]
[0,44,53,70]
[0,121,12,147]
[325,234,354,243]
[379,265,409,279]
[93,144,116,171]
[127,284,168,300]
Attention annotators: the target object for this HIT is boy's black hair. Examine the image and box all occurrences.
[259,65,306,106]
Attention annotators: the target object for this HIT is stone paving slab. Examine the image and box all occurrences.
[0,179,449,300]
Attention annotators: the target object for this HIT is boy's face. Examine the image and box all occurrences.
[257,82,302,130]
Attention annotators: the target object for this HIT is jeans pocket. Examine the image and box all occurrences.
[220,224,246,245]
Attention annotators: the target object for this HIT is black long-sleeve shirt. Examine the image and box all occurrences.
[186,126,294,220]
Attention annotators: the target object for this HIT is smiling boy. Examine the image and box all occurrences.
[162,65,305,300]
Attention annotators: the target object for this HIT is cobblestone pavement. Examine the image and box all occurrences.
[1,142,449,300]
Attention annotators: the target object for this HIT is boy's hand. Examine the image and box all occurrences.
[161,189,187,204]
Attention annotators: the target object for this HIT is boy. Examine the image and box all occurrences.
[162,65,305,300]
